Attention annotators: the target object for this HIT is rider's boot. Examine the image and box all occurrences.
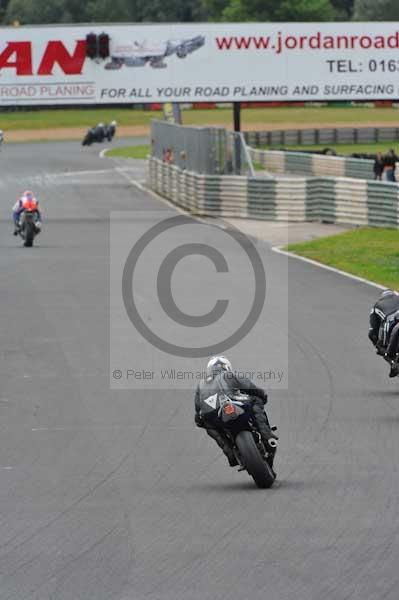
[389,361,399,378]
[225,449,239,467]
[206,427,238,467]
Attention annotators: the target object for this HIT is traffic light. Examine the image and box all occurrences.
[85,32,110,60]
[98,33,110,59]
[85,33,98,59]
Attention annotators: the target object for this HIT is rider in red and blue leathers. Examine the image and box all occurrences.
[13,191,42,235]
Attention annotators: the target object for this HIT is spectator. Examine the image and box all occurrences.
[382,149,398,182]
[163,148,173,164]
[373,152,384,181]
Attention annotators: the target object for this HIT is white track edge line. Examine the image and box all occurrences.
[116,166,376,282]
[115,167,198,217]
[62,168,115,176]
[271,245,386,290]
[112,166,389,292]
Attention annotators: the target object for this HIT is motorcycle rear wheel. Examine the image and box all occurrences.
[24,221,34,247]
[235,430,275,489]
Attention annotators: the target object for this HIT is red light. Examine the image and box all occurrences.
[98,33,110,59]
[223,403,236,415]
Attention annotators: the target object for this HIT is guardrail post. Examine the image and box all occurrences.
[233,102,241,132]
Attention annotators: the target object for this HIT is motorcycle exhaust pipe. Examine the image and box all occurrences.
[268,438,278,449]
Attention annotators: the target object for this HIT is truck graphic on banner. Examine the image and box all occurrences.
[104,35,205,69]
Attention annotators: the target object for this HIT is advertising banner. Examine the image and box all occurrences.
[1,23,399,104]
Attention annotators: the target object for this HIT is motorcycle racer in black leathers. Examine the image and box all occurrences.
[194,356,277,469]
[369,289,399,377]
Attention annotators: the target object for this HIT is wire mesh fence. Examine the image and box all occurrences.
[151,120,254,176]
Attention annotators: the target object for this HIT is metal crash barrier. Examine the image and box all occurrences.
[149,157,399,228]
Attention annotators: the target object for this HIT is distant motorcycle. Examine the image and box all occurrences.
[17,210,41,247]
[82,126,104,146]
[199,391,277,488]
[82,128,94,146]
[82,122,116,146]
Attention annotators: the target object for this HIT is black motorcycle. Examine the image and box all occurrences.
[82,124,115,146]
[82,127,99,146]
[17,210,40,247]
[200,392,277,488]
[82,129,94,146]
[82,126,106,146]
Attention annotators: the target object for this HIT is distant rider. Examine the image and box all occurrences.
[194,356,277,470]
[13,190,42,235]
[106,120,117,141]
[369,289,399,377]
[95,123,106,142]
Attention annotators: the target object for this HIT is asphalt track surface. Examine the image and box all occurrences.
[1,139,399,600]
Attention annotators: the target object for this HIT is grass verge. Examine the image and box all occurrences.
[286,228,399,289]
[260,142,399,155]
[0,108,160,130]
[106,145,150,159]
[2,105,399,131]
